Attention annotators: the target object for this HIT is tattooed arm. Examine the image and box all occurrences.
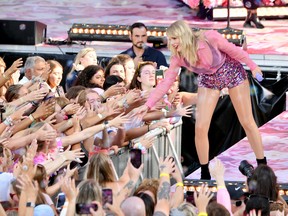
[153,156,175,216]
[117,158,144,199]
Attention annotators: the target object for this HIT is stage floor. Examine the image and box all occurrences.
[1,0,288,64]
[188,95,288,183]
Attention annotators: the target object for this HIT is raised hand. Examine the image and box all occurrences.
[36,123,57,142]
[170,104,193,118]
[16,174,39,202]
[63,103,81,115]
[108,113,130,129]
[10,103,32,121]
[33,100,56,120]
[159,155,175,175]
[60,177,77,202]
[209,158,225,182]
[194,184,214,213]
[5,58,23,76]
[61,145,85,162]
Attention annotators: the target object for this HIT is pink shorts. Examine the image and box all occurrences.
[198,55,247,90]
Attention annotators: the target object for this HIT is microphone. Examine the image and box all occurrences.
[255,73,263,82]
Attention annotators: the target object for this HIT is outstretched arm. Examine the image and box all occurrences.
[145,58,180,109]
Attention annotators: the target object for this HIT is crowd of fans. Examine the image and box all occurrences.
[0,22,287,216]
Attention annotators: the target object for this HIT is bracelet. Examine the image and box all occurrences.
[161,108,168,118]
[31,101,39,107]
[217,185,226,190]
[176,182,184,188]
[133,142,146,154]
[123,98,129,109]
[3,116,13,126]
[29,114,35,121]
[97,113,103,119]
[198,213,208,216]
[160,172,170,178]
[100,93,107,101]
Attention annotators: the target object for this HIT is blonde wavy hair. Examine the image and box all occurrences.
[69,47,97,73]
[167,20,204,66]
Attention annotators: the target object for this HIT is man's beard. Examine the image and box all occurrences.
[134,42,144,49]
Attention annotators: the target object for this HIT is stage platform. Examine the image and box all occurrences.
[0,0,288,70]
[187,93,288,183]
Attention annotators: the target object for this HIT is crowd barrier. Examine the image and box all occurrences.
[109,120,183,180]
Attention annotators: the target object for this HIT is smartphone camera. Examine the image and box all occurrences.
[75,203,98,214]
[56,193,66,211]
[130,149,142,168]
[185,191,195,205]
[155,69,164,85]
[102,188,113,207]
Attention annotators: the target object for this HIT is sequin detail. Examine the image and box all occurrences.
[198,55,247,90]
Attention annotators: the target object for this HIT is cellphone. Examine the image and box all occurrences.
[56,193,66,210]
[155,69,164,85]
[186,191,195,205]
[130,149,142,168]
[102,188,113,206]
[75,203,98,214]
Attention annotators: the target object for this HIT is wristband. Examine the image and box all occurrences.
[161,108,168,118]
[176,182,184,188]
[160,172,170,178]
[26,202,36,208]
[217,185,226,190]
[198,213,208,216]
[3,116,13,126]
[97,113,103,119]
[29,114,35,121]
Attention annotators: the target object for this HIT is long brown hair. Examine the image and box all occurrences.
[129,61,155,90]
[85,153,116,186]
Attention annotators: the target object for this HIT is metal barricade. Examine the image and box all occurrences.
[109,120,183,180]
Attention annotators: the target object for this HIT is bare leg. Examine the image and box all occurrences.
[195,87,220,165]
[229,79,264,159]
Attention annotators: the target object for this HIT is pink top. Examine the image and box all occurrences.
[145,30,257,108]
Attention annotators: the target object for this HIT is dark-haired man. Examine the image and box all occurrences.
[121,22,168,69]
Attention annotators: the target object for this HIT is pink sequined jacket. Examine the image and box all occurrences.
[145,30,257,109]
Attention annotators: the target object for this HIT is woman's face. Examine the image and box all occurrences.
[48,66,63,88]
[55,104,67,123]
[90,69,105,88]
[169,37,181,52]
[137,64,156,88]
[109,64,125,80]
[124,59,135,84]
[80,51,98,67]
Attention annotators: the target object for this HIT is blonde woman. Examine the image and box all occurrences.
[65,47,97,90]
[137,20,266,179]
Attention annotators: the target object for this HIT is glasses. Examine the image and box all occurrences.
[231,200,243,207]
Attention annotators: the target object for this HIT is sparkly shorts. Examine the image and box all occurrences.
[198,55,247,90]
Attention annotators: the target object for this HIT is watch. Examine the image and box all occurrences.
[26,202,36,208]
